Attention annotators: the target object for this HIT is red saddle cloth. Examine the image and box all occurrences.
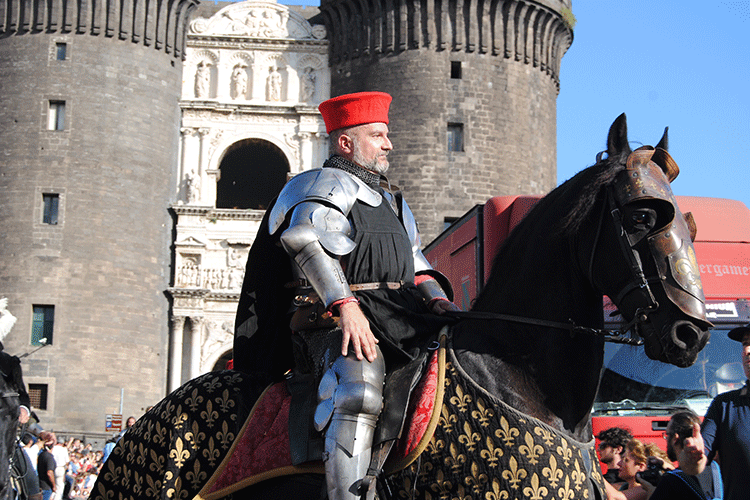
[195,346,444,500]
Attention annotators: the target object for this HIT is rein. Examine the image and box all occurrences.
[445,310,643,345]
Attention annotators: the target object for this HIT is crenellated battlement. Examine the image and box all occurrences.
[319,0,573,85]
[0,0,200,58]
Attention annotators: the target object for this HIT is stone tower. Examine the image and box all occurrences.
[318,0,573,242]
[0,0,198,433]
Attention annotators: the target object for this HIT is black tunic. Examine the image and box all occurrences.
[233,176,451,379]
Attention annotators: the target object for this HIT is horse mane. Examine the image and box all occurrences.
[473,149,630,309]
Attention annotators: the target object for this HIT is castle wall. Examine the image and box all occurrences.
[0,0,197,434]
[320,0,572,241]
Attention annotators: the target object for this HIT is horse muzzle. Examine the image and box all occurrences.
[643,319,710,368]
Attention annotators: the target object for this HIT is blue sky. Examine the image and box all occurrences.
[286,0,749,209]
[557,1,749,210]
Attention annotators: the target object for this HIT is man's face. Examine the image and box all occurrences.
[742,333,750,380]
[616,451,645,481]
[347,122,392,175]
[597,444,615,466]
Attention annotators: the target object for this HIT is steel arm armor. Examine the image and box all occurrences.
[272,168,382,309]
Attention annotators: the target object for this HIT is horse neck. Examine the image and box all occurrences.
[455,204,605,440]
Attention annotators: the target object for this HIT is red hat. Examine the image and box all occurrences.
[318,92,392,134]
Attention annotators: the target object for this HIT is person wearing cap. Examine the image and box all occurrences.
[700,324,750,500]
[234,91,457,500]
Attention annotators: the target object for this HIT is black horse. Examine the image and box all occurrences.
[92,114,711,500]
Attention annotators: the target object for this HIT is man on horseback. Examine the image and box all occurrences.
[235,91,458,500]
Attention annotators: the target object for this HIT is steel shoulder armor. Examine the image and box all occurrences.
[270,168,382,308]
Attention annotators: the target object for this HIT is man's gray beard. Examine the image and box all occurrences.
[352,144,389,174]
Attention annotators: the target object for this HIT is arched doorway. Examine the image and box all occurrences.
[216,139,289,210]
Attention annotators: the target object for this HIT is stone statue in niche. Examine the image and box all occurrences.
[195,61,211,99]
[267,66,282,101]
[231,64,248,100]
[185,170,200,203]
[300,67,316,102]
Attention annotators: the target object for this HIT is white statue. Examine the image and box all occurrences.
[300,67,316,102]
[267,66,282,101]
[231,64,248,100]
[185,170,200,203]
[195,61,211,99]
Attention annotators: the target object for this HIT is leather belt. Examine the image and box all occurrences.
[286,279,407,291]
[350,281,405,291]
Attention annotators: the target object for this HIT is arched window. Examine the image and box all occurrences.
[212,350,233,371]
[216,139,289,210]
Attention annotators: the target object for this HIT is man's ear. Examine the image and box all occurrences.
[337,132,354,155]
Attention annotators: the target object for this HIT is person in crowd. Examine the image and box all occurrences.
[597,427,633,484]
[234,91,458,500]
[604,439,673,500]
[701,323,750,500]
[644,410,708,500]
[51,436,70,500]
[37,432,57,500]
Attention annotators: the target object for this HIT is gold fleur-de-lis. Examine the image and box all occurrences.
[485,478,510,500]
[201,400,219,427]
[522,473,549,500]
[495,416,520,447]
[169,438,191,468]
[397,476,413,499]
[471,397,494,427]
[518,431,543,465]
[202,437,221,467]
[450,384,472,413]
[458,421,481,451]
[571,459,586,491]
[136,442,148,467]
[430,468,454,497]
[444,442,467,473]
[534,426,555,447]
[131,470,143,495]
[101,457,123,483]
[149,448,165,472]
[185,387,204,412]
[416,459,434,483]
[427,437,445,460]
[144,475,163,498]
[186,420,206,451]
[202,376,222,393]
[160,400,177,421]
[557,438,572,467]
[172,410,188,430]
[223,371,242,384]
[454,484,473,500]
[215,388,235,413]
[465,461,489,495]
[94,483,115,500]
[186,459,208,489]
[480,435,504,467]
[216,420,235,450]
[501,455,527,489]
[557,475,575,500]
[166,476,190,500]
[542,454,563,488]
[439,403,458,434]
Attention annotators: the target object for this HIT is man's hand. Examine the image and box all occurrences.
[680,423,707,475]
[18,405,29,424]
[338,302,378,362]
[429,299,460,315]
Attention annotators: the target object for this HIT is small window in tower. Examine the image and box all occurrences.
[28,384,49,410]
[48,101,65,131]
[56,43,67,61]
[451,61,462,79]
[42,193,59,225]
[31,305,54,346]
[447,123,464,152]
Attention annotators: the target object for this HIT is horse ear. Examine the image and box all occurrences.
[652,148,680,182]
[607,113,632,157]
[656,126,669,151]
[684,212,697,242]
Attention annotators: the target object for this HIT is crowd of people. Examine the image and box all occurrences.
[13,419,135,500]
